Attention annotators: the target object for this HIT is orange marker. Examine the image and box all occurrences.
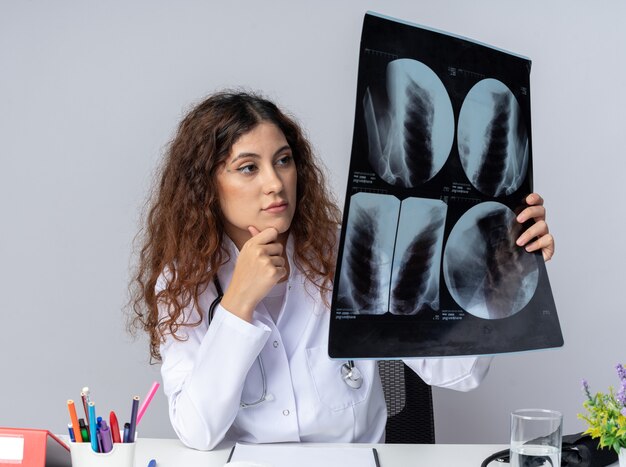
[67,400,83,442]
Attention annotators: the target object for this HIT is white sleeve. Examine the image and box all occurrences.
[403,356,493,391]
[160,303,270,450]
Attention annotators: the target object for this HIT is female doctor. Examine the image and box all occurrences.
[130,91,555,451]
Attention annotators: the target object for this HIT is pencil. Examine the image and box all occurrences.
[88,402,98,452]
[127,396,140,443]
[67,400,83,443]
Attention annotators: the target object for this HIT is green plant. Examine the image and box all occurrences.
[578,364,626,454]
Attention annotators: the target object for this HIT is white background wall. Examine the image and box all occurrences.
[1,0,625,444]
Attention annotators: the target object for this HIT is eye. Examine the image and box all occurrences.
[236,163,258,175]
[275,154,293,167]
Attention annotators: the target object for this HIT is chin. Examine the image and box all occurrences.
[270,217,293,235]
[273,223,292,235]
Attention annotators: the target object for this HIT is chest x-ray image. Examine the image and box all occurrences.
[390,198,446,315]
[443,202,539,319]
[329,12,562,359]
[336,192,397,314]
[336,194,447,316]
[457,79,529,197]
[363,59,455,188]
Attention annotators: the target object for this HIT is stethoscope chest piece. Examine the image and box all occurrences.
[341,361,363,389]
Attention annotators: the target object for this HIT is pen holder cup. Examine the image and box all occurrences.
[69,441,135,467]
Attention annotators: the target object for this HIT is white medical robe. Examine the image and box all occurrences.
[159,236,492,450]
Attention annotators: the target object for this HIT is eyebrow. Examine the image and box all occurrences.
[228,145,292,165]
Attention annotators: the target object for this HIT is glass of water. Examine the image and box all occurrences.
[510,409,562,467]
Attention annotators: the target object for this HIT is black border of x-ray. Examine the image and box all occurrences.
[328,12,563,359]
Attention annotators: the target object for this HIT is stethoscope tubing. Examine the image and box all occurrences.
[209,277,268,408]
[208,276,363,407]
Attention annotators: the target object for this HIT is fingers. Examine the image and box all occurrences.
[241,226,285,279]
[254,254,286,283]
[248,226,278,243]
[523,233,555,262]
[518,193,546,223]
[525,192,544,207]
[221,228,286,320]
[245,227,284,262]
[260,250,286,271]
[516,218,555,262]
[517,205,546,223]
[517,192,554,261]
[516,219,549,247]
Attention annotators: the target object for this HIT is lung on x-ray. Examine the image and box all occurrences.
[329,12,562,359]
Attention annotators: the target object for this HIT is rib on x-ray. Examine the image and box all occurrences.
[443,202,539,319]
[343,206,382,313]
[339,203,386,314]
[457,79,529,197]
[390,208,445,315]
[363,59,454,188]
[337,193,397,315]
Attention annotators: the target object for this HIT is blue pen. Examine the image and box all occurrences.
[123,422,130,443]
[147,460,157,467]
[67,423,75,442]
[88,402,99,452]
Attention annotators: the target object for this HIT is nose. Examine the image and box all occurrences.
[262,166,284,194]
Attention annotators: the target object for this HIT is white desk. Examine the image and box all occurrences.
[134,439,508,467]
[133,439,622,467]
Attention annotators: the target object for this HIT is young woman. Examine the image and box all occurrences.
[130,91,555,450]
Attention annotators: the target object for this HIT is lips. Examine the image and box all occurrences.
[263,201,288,213]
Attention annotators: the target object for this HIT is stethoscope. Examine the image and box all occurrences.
[208,276,363,408]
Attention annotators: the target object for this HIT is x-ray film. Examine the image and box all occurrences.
[329,12,563,359]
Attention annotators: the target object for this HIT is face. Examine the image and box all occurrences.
[216,122,297,249]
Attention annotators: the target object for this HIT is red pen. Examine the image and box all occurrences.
[109,411,122,443]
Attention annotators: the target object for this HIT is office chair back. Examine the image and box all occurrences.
[378,360,435,444]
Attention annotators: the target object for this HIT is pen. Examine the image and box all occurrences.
[123,422,130,443]
[88,402,98,452]
[147,460,157,467]
[82,387,91,405]
[79,418,90,442]
[127,395,140,443]
[110,410,121,443]
[137,381,160,425]
[80,390,90,427]
[99,421,113,453]
[67,400,83,443]
[67,424,75,442]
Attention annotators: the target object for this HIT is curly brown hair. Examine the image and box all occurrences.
[129,91,342,361]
